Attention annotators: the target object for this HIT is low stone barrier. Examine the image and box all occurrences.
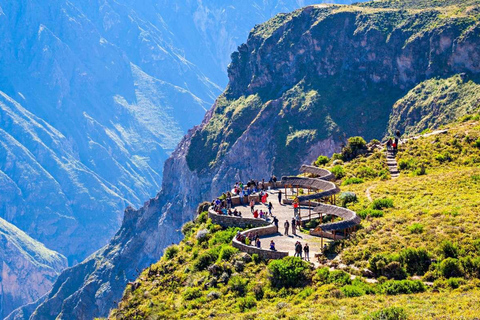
[208,208,270,229]
[309,229,345,240]
[232,224,288,260]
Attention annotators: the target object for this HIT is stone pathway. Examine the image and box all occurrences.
[386,150,399,179]
[234,189,330,264]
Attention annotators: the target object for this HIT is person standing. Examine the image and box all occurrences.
[270,240,276,251]
[273,216,279,230]
[284,220,290,236]
[278,190,282,204]
[250,199,255,213]
[303,243,310,261]
[268,202,273,215]
[291,217,296,235]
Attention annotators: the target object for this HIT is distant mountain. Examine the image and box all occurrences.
[11,0,480,319]
[0,218,67,319]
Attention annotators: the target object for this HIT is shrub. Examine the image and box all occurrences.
[368,307,408,320]
[331,165,345,179]
[313,267,330,284]
[435,152,453,163]
[196,211,208,224]
[408,223,424,234]
[439,258,464,278]
[371,198,394,210]
[229,275,248,296]
[183,287,202,300]
[474,138,480,148]
[342,136,367,160]
[399,248,431,276]
[252,253,261,264]
[383,261,407,280]
[341,285,365,297]
[339,192,357,207]
[209,227,241,246]
[380,280,425,295]
[358,209,384,219]
[447,277,466,289]
[268,257,312,288]
[328,270,351,286]
[218,245,238,262]
[164,245,179,260]
[356,166,377,179]
[315,155,330,166]
[369,254,391,277]
[237,296,256,311]
[342,177,364,186]
[181,221,195,236]
[461,256,480,278]
[413,165,426,176]
[332,153,343,161]
[439,240,458,259]
[194,250,219,271]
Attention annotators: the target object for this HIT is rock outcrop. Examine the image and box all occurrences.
[0,218,67,319]
[11,1,480,319]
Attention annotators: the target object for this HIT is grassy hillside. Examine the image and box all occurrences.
[110,118,480,319]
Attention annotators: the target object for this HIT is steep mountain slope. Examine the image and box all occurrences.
[0,218,67,319]
[13,1,480,319]
[0,0,330,265]
[387,74,480,136]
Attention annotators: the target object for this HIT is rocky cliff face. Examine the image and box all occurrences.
[10,1,480,319]
[0,218,67,319]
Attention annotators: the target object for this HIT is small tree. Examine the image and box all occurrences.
[314,155,330,166]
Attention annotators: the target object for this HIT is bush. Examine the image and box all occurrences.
[332,153,343,161]
[358,209,384,219]
[383,261,407,280]
[229,275,248,296]
[183,287,202,300]
[252,284,264,300]
[315,155,330,166]
[313,267,330,284]
[439,258,464,278]
[339,192,357,207]
[181,221,195,236]
[399,248,431,276]
[218,245,238,262]
[342,177,365,186]
[331,165,345,179]
[342,136,367,160]
[164,245,179,260]
[447,277,466,289]
[328,270,351,286]
[408,223,424,234]
[371,198,394,210]
[369,254,391,277]
[461,256,480,278]
[368,307,408,320]
[252,253,261,264]
[474,138,480,148]
[380,280,425,295]
[268,257,312,288]
[435,152,453,163]
[194,250,219,271]
[196,211,208,224]
[237,296,256,311]
[439,240,458,259]
[209,227,241,246]
[341,285,365,297]
[356,166,377,179]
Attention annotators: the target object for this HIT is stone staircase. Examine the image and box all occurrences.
[386,150,399,179]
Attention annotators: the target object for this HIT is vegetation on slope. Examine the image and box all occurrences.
[111,120,480,319]
[388,74,480,137]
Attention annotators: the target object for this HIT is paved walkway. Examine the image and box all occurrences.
[234,189,330,262]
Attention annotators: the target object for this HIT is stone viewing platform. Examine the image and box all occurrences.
[208,165,361,262]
